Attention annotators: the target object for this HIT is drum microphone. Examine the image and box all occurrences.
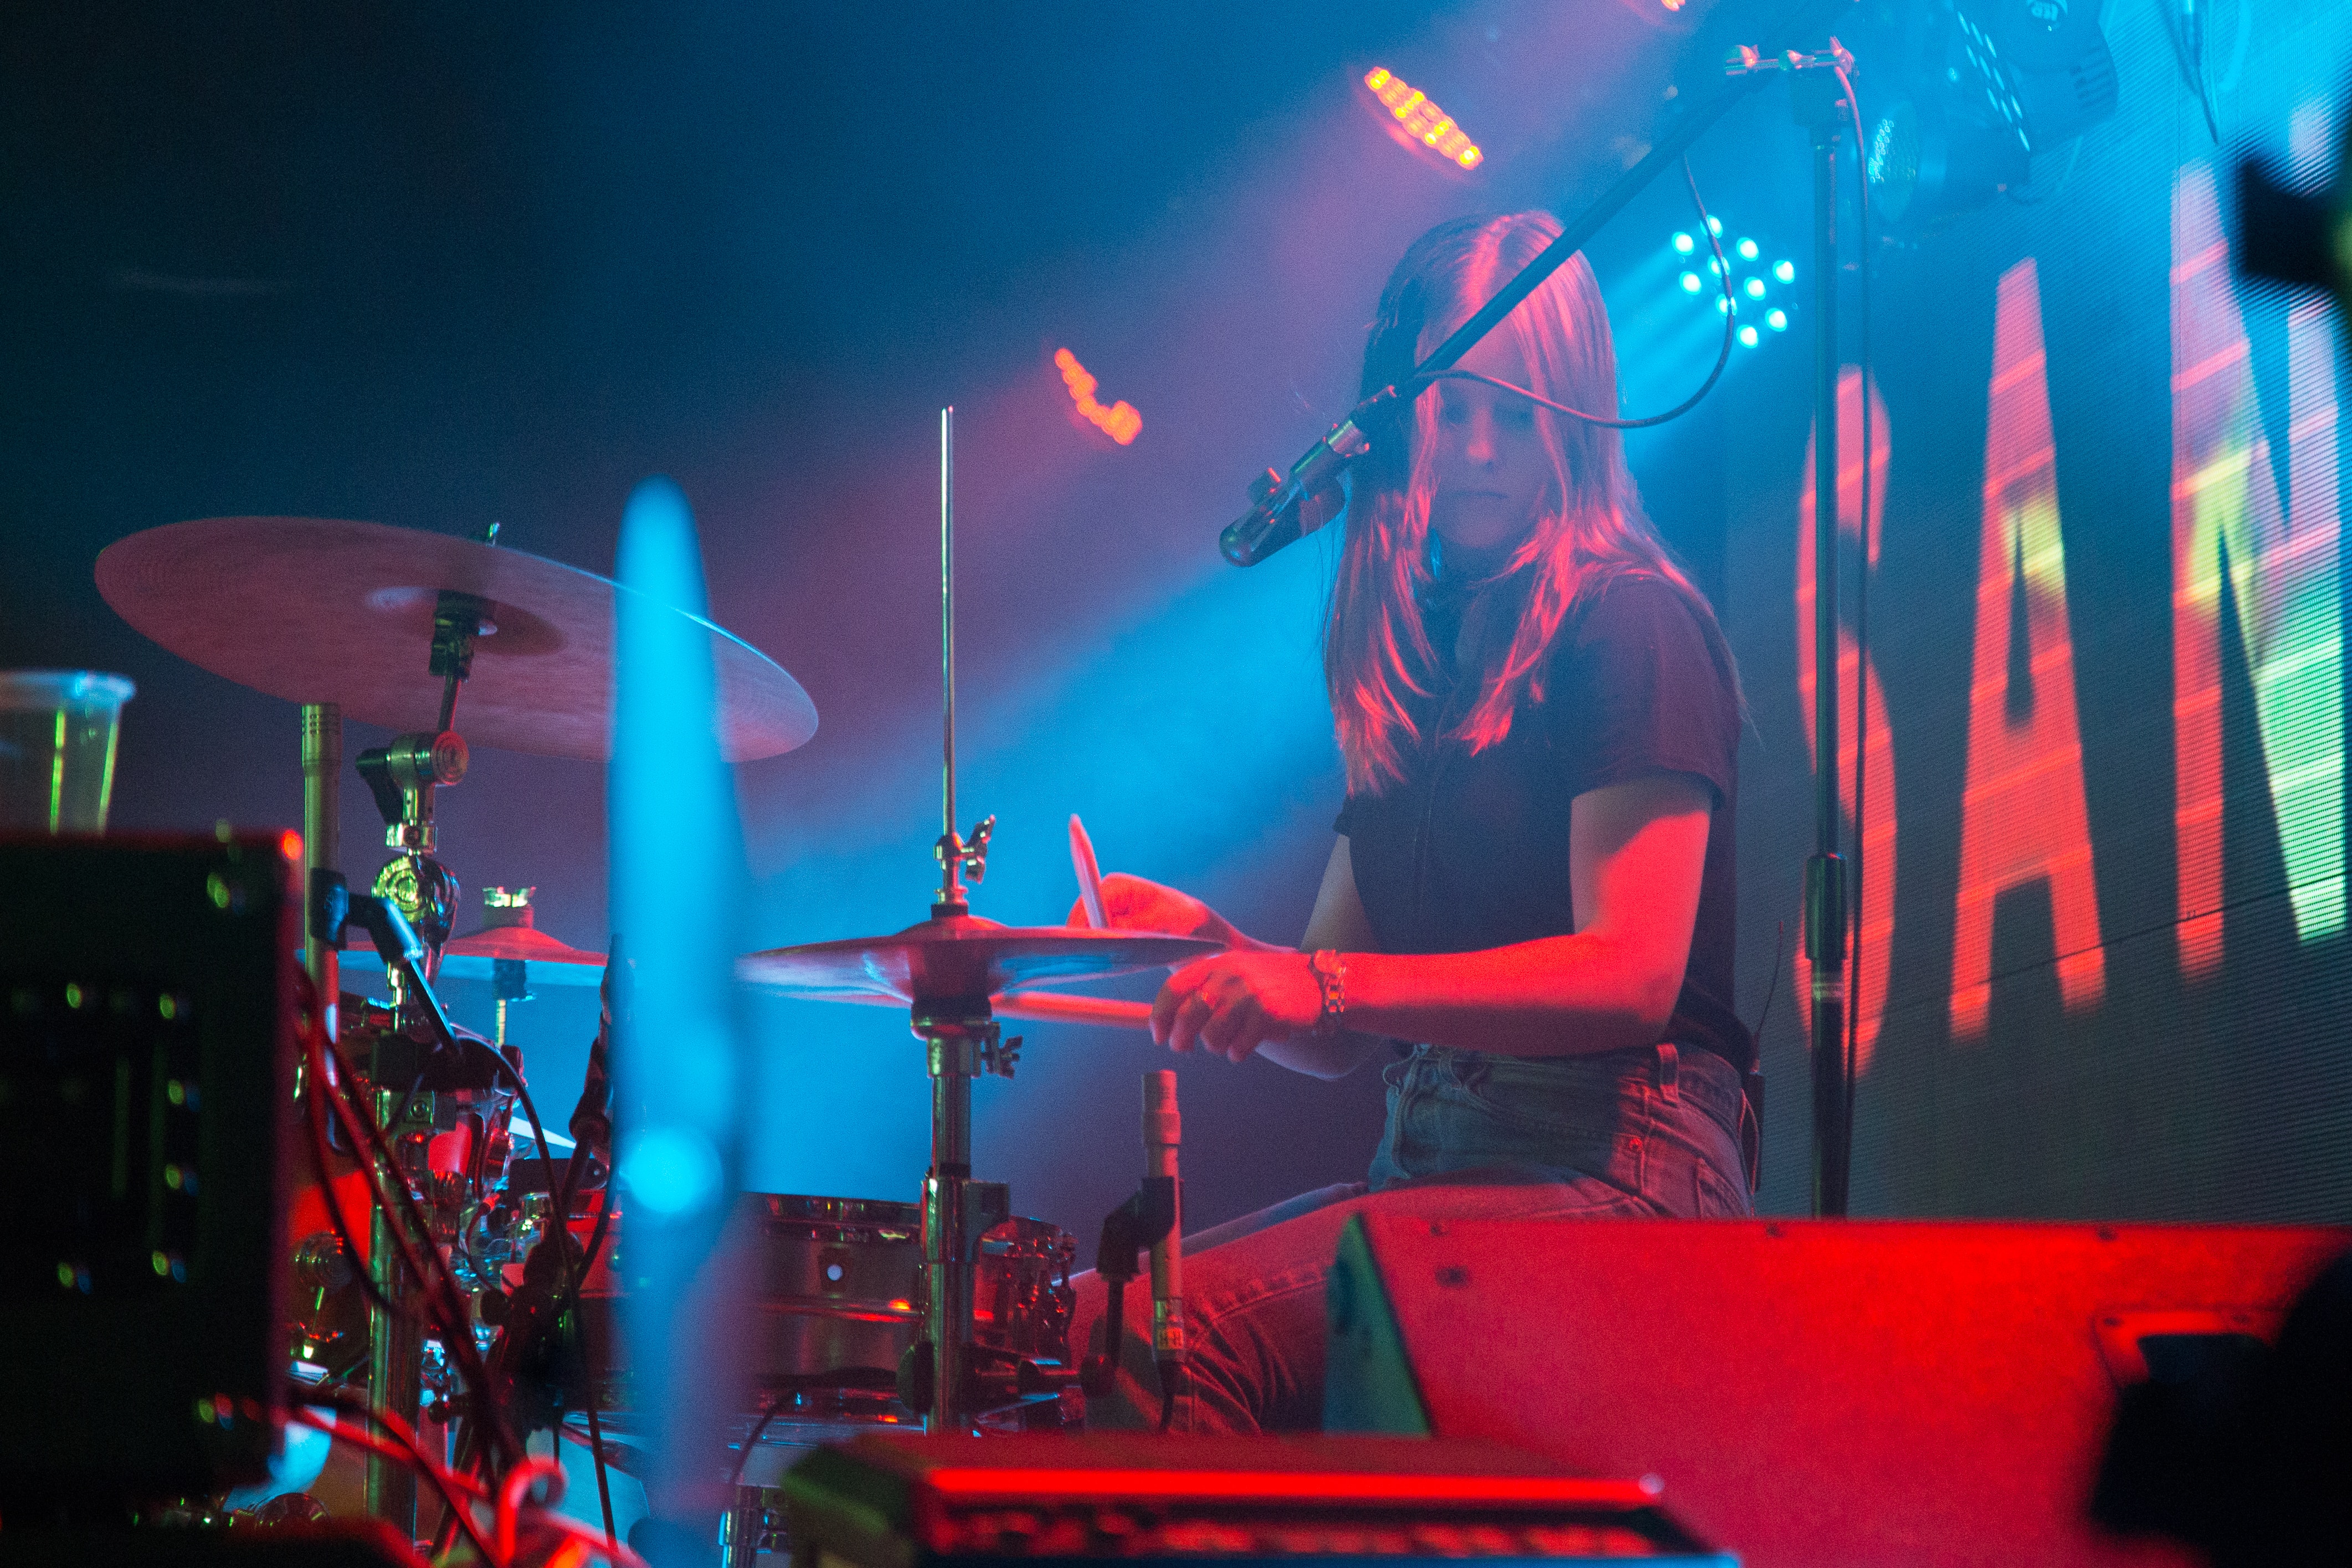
[1143,1069,1187,1427]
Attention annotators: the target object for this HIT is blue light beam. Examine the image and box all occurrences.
[610,475,752,1534]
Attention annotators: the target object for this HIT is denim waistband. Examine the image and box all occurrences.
[1410,1040,1746,1144]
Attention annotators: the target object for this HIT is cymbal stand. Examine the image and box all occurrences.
[348,546,494,1538]
[912,407,1018,1433]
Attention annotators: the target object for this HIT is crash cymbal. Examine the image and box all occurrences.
[444,924,606,967]
[738,914,1218,1006]
[95,516,816,760]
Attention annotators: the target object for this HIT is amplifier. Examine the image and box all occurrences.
[0,832,300,1503]
[780,1432,1730,1566]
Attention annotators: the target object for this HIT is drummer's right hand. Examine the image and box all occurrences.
[1067,872,1247,948]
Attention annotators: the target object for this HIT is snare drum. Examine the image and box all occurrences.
[577,1191,1074,1431]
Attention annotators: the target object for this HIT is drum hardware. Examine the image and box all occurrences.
[738,410,1210,1437]
[97,512,815,1546]
[720,1483,788,1568]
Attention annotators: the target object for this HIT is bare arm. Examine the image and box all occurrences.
[1335,773,1712,1055]
[1156,773,1713,1065]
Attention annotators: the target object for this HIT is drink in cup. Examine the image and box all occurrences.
[0,671,135,835]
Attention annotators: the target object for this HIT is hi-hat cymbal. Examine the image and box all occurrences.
[738,914,1218,1006]
[444,924,606,967]
[95,516,817,761]
[341,946,605,989]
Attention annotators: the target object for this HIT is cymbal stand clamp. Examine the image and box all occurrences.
[933,813,995,918]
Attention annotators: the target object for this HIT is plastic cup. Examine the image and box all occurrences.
[0,671,136,835]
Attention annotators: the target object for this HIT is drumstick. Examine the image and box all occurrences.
[1069,814,1110,929]
[994,990,1152,1030]
[812,986,1153,1031]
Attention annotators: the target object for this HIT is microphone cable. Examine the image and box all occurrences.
[1409,156,1738,430]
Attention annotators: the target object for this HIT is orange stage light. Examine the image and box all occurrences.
[1362,68,1483,171]
[1053,348,1141,446]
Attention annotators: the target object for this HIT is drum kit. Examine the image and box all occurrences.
[91,423,1214,1541]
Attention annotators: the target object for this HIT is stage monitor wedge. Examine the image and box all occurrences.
[1324,1214,2351,1568]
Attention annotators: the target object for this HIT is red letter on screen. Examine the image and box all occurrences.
[1950,258,2105,1040]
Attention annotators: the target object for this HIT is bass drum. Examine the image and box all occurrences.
[576,1192,1075,1446]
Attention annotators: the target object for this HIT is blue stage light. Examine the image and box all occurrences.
[1744,277,1766,299]
[1680,271,1702,292]
[1738,325,1760,347]
[1706,216,1723,235]
[1716,296,1730,314]
[1767,307,1789,331]
[1736,238,1759,260]
[1673,232,1695,254]
[1774,259,1795,283]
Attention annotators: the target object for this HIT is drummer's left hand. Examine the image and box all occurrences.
[1153,950,1325,1063]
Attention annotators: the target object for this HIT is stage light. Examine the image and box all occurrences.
[1767,307,1788,331]
[1362,68,1485,170]
[1774,259,1795,282]
[1717,296,1730,314]
[1706,216,1722,235]
[1737,237,1759,260]
[1673,232,1696,254]
[1054,348,1142,445]
[1744,277,1766,299]
[1680,271,1702,292]
[1739,325,1760,347]
[1859,2,2116,233]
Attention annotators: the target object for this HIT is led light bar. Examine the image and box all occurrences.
[1362,68,1484,171]
[1054,349,1141,446]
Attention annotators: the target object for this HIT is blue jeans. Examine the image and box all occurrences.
[1073,1042,1752,1433]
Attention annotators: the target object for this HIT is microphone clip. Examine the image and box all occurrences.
[1218,383,1408,567]
[1077,1175,1179,1399]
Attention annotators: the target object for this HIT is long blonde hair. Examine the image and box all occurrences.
[1325,211,1717,794]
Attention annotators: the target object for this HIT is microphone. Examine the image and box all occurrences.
[1218,387,1403,566]
[1143,1069,1187,1427]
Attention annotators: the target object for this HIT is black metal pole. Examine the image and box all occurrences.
[1799,93,1850,1220]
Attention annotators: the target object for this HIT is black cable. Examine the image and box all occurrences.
[299,1049,407,1325]
[1837,61,1871,1158]
[1752,918,1787,1046]
[312,1030,520,1469]
[1412,159,1737,430]
[730,1391,795,1488]
[485,1028,619,1546]
[303,1385,496,1565]
[584,1397,618,1549]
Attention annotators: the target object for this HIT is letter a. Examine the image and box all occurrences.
[1949,258,2105,1040]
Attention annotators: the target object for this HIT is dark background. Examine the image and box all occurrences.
[5,0,2344,1236]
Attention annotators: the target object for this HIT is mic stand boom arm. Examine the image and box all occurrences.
[1220,0,1848,568]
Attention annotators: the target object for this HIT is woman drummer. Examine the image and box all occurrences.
[1076,210,1754,1433]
